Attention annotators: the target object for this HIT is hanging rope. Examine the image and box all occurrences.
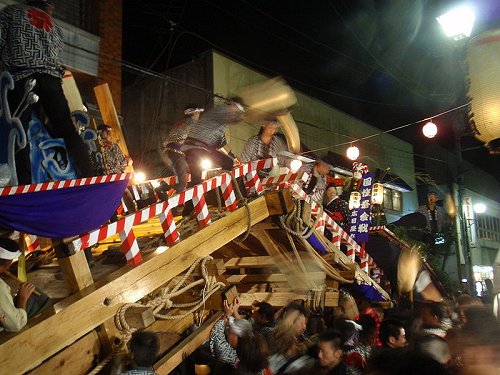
[278,199,320,239]
[114,256,225,345]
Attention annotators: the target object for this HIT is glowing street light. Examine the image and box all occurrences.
[422,121,438,138]
[437,5,475,40]
[473,202,486,214]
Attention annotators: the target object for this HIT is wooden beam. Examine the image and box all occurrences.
[264,189,294,216]
[253,230,318,290]
[238,291,339,307]
[224,256,276,269]
[154,313,222,375]
[0,198,269,374]
[226,272,325,284]
[57,251,94,293]
[27,331,100,375]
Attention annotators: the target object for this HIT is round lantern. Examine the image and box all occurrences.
[422,121,438,138]
[371,183,384,205]
[349,191,361,210]
[346,145,360,160]
[467,29,500,153]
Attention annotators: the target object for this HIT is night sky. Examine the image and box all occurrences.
[123,0,500,183]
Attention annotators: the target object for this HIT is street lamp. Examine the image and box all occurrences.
[436,5,475,40]
[437,5,476,294]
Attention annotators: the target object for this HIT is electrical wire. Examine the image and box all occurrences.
[299,101,471,155]
[123,2,431,108]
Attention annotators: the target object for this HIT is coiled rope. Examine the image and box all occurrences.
[114,256,225,344]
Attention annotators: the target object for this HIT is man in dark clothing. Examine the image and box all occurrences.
[161,105,203,193]
[314,329,349,374]
[0,0,94,184]
[182,99,244,186]
[379,319,407,349]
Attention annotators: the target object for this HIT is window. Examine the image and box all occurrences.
[477,215,500,243]
[382,188,403,212]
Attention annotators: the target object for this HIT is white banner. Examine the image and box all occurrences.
[463,196,477,248]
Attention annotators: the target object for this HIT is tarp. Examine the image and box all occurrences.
[0,179,128,238]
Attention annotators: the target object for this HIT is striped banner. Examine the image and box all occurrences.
[68,159,276,262]
[0,173,131,196]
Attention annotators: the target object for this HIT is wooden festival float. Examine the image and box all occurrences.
[0,75,438,374]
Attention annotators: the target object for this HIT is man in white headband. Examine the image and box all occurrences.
[161,104,204,194]
[0,237,35,332]
[183,98,245,187]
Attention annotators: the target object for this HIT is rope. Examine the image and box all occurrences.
[285,231,317,290]
[114,256,225,345]
[278,199,320,239]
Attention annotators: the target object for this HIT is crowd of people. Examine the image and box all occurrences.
[178,291,500,375]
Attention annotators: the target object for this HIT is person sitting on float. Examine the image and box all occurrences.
[0,237,48,332]
[324,182,350,232]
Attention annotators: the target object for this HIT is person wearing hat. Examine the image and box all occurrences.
[0,237,35,332]
[161,104,203,193]
[240,120,287,176]
[0,0,95,184]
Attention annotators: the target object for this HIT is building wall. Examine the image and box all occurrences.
[463,188,500,267]
[95,0,122,112]
[122,57,213,175]
[211,51,418,217]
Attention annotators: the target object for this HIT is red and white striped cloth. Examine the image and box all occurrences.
[0,173,132,196]
[290,181,381,278]
[69,159,275,264]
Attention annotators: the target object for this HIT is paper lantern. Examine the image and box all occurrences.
[349,191,361,210]
[346,145,360,160]
[371,183,384,204]
[467,29,500,153]
[422,121,438,138]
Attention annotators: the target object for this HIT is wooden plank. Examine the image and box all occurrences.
[94,83,133,174]
[0,197,270,374]
[251,221,282,231]
[264,189,294,216]
[124,306,155,330]
[226,272,325,284]
[253,230,317,290]
[335,270,356,281]
[57,251,94,293]
[27,331,100,375]
[224,256,276,269]
[154,313,223,375]
[238,291,339,307]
